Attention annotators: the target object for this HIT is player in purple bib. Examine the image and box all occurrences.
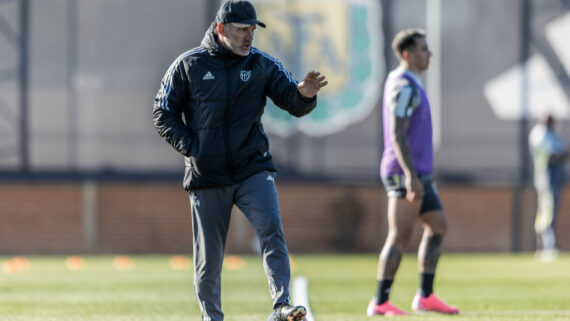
[367,29,459,316]
[380,72,433,178]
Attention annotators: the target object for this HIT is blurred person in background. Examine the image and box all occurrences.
[152,0,327,320]
[529,114,567,262]
[367,28,459,316]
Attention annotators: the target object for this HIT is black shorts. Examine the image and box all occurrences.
[381,175,443,214]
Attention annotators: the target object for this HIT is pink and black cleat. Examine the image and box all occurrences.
[411,293,459,314]
[367,298,409,316]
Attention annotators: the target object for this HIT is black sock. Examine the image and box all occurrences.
[420,273,435,297]
[376,279,393,304]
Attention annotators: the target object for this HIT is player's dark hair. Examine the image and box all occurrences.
[392,29,426,60]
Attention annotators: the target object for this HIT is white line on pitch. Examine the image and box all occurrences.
[463,310,570,316]
[292,276,315,321]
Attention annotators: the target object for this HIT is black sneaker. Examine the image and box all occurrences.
[273,303,306,321]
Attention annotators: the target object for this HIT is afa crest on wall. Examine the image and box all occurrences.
[252,0,384,137]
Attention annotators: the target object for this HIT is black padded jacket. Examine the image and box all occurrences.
[153,26,317,190]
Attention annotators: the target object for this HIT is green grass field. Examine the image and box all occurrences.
[0,253,568,320]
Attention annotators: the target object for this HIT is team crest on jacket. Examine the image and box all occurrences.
[240,70,251,82]
[250,0,384,137]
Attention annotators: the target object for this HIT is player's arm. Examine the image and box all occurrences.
[389,83,422,202]
[153,60,193,156]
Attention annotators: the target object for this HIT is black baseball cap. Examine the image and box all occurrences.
[216,0,266,28]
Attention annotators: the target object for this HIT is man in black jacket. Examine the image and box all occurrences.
[153,1,327,320]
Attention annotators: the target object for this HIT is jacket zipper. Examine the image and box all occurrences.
[223,61,235,183]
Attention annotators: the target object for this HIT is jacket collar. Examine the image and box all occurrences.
[201,25,244,58]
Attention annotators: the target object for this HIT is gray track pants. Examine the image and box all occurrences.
[189,171,291,321]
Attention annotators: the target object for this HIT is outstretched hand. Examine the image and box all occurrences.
[298,71,328,98]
